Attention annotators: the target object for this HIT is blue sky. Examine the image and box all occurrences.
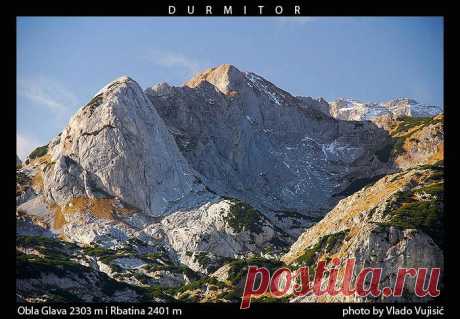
[17,17,443,159]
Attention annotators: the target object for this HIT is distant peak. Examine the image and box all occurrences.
[386,97,418,105]
[185,64,245,95]
[145,82,173,97]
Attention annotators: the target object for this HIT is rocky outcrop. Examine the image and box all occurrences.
[373,114,444,170]
[296,96,331,116]
[151,198,291,273]
[282,163,444,302]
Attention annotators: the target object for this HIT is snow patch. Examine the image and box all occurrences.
[245,72,285,106]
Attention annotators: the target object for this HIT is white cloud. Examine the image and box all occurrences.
[147,49,204,77]
[16,133,43,161]
[17,76,78,160]
[18,76,78,115]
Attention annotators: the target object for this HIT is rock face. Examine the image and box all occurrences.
[296,96,331,115]
[282,163,444,302]
[146,64,391,222]
[371,114,444,170]
[42,76,213,217]
[327,98,442,121]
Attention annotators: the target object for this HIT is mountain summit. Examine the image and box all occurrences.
[185,64,246,95]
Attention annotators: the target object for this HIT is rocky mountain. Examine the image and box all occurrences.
[43,76,215,217]
[16,64,444,303]
[324,98,442,121]
[146,65,391,232]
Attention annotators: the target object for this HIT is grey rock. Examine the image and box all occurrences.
[43,76,214,216]
[146,64,392,222]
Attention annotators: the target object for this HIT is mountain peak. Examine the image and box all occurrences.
[185,64,245,95]
[384,97,418,105]
[93,75,139,98]
[145,82,173,97]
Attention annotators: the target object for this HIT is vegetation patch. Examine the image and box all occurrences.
[47,288,83,302]
[18,235,70,249]
[393,116,442,136]
[227,256,284,285]
[17,235,79,261]
[16,250,85,279]
[177,276,226,294]
[83,245,115,257]
[142,263,198,281]
[383,181,444,249]
[28,145,49,160]
[208,257,285,302]
[16,172,32,195]
[83,244,139,273]
[224,199,264,233]
[254,295,290,303]
[142,252,165,261]
[137,286,175,302]
[194,252,211,268]
[171,276,231,302]
[418,161,444,181]
[294,230,349,268]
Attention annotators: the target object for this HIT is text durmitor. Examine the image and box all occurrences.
[168,5,302,15]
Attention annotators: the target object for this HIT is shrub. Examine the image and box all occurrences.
[194,252,211,268]
[295,230,349,267]
[394,116,432,135]
[28,145,48,160]
[16,251,85,279]
[226,257,284,285]
[382,178,444,249]
[83,245,114,257]
[224,199,264,233]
